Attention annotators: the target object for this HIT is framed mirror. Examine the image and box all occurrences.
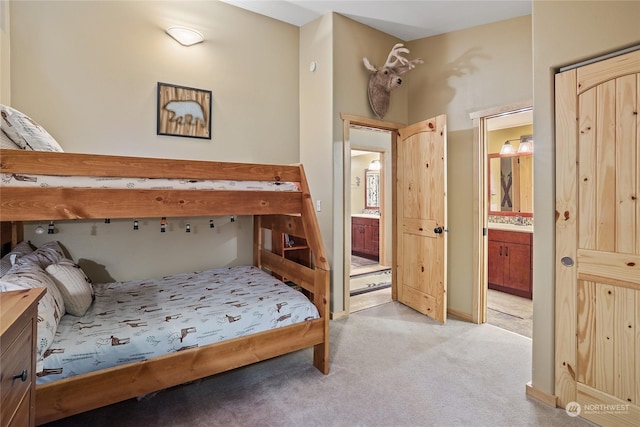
[365,169,380,209]
[488,153,533,216]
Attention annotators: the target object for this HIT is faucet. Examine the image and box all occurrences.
[515,215,523,225]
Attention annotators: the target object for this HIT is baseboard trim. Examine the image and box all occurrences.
[331,310,348,320]
[447,308,473,322]
[526,382,558,407]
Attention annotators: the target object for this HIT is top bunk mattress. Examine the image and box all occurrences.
[37,265,318,385]
[1,173,300,192]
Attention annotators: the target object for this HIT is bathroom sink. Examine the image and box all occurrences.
[488,223,533,233]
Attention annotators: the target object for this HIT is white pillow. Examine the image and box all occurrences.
[46,259,94,317]
[0,241,34,277]
[0,128,21,149]
[12,240,65,269]
[2,262,66,371]
[0,104,63,152]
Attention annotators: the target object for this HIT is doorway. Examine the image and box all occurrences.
[341,114,402,314]
[341,114,449,323]
[470,101,533,334]
[348,130,392,313]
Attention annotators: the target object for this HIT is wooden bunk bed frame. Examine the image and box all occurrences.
[0,149,330,425]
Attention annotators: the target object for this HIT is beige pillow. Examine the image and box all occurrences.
[0,104,64,152]
[46,259,94,317]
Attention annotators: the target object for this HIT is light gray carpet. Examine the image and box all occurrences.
[44,302,592,427]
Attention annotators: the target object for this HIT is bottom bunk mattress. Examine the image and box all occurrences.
[37,265,319,384]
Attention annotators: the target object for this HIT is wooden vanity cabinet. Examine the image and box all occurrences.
[488,229,532,299]
[1,288,45,427]
[351,216,379,261]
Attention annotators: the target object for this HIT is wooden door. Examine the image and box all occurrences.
[556,49,640,426]
[397,115,447,323]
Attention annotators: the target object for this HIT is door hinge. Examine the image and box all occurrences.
[483,227,488,236]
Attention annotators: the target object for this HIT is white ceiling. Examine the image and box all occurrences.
[221,0,532,41]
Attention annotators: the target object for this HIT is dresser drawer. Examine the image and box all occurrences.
[1,320,33,425]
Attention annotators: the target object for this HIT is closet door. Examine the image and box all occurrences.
[555,49,640,426]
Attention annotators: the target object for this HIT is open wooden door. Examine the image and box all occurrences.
[555,49,640,426]
[396,115,447,323]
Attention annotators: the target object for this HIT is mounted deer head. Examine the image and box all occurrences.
[363,43,423,119]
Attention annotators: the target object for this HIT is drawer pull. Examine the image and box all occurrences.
[13,369,28,382]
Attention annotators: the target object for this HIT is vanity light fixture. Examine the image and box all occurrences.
[166,26,204,46]
[500,139,519,155]
[517,135,533,153]
[369,159,381,170]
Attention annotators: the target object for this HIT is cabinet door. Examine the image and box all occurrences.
[487,240,504,286]
[371,224,380,256]
[505,242,531,292]
[352,223,365,253]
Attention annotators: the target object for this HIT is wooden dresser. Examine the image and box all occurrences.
[1,288,45,427]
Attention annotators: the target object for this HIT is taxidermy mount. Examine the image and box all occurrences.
[363,43,423,119]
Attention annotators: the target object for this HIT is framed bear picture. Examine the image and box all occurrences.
[157,82,212,139]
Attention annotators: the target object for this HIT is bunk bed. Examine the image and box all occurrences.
[0,148,330,425]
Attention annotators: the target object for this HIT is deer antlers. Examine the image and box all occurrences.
[363,43,423,119]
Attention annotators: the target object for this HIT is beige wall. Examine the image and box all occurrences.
[9,1,300,280]
[299,14,335,306]
[532,0,640,399]
[407,15,533,315]
[0,0,9,104]
[300,13,406,313]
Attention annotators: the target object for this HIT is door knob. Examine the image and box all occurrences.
[434,226,443,234]
[13,369,28,382]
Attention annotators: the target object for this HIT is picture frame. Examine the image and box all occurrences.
[157,82,212,139]
[365,169,380,209]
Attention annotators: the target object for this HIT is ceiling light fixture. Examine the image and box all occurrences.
[166,26,204,46]
[369,159,381,170]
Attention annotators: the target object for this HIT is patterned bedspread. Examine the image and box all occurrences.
[37,266,319,384]
[1,174,300,191]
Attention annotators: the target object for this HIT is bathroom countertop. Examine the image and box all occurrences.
[351,214,380,219]
[488,222,533,233]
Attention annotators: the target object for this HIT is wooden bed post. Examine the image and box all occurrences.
[296,164,330,374]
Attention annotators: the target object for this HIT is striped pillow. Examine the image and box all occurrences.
[46,259,94,317]
[2,262,66,371]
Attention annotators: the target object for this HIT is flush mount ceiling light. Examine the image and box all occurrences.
[166,26,204,46]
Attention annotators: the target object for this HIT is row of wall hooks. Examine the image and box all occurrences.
[34,217,238,235]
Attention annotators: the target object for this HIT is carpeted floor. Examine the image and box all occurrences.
[44,302,593,427]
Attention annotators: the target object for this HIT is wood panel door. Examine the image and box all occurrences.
[397,115,447,323]
[556,49,640,426]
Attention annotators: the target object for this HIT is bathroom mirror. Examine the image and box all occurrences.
[488,153,533,216]
[365,169,380,209]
